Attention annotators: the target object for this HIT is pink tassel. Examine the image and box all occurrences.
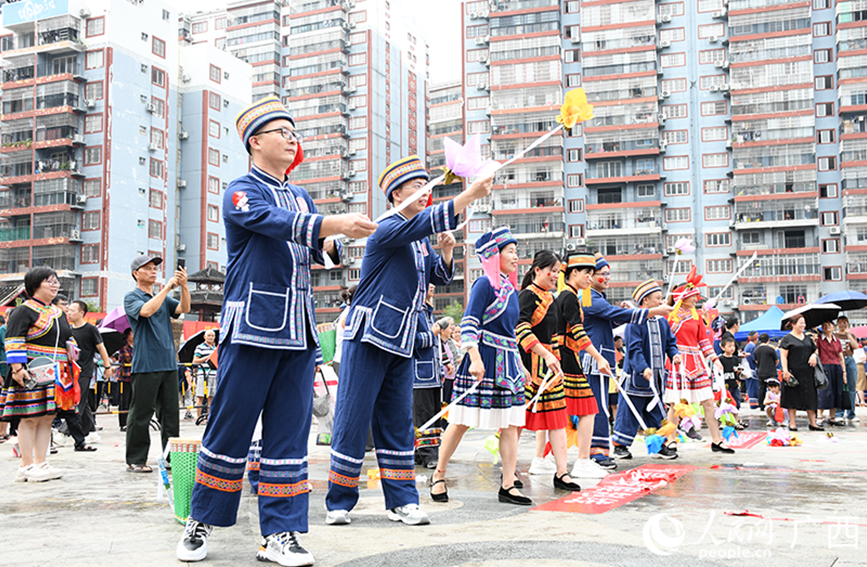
[481,255,502,289]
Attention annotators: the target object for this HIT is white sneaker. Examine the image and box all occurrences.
[85,432,101,444]
[40,462,63,480]
[387,503,430,526]
[176,518,212,562]
[24,463,53,482]
[570,458,610,479]
[766,420,775,427]
[53,432,71,447]
[14,465,31,483]
[849,416,861,423]
[325,509,351,525]
[528,456,557,475]
[257,532,314,567]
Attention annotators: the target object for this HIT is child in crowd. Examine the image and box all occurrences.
[763,378,783,427]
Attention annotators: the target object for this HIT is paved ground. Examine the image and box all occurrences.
[2,405,866,567]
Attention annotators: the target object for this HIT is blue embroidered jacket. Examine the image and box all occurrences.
[582,289,649,374]
[343,201,457,358]
[622,318,679,396]
[413,303,442,389]
[219,166,341,352]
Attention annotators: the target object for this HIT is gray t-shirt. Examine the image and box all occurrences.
[124,288,180,374]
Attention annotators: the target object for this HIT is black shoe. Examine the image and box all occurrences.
[808,424,824,431]
[613,445,633,460]
[553,473,581,492]
[501,472,523,489]
[682,427,703,441]
[654,444,678,460]
[592,457,617,470]
[498,486,533,506]
[711,442,735,454]
[827,419,844,427]
[429,478,448,503]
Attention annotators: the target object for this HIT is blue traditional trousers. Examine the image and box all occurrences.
[587,370,612,458]
[612,393,666,448]
[189,339,315,536]
[326,339,418,512]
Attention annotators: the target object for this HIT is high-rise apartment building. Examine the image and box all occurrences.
[457,0,864,324]
[0,0,250,309]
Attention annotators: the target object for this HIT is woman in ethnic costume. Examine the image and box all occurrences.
[663,267,734,454]
[430,227,533,506]
[517,250,579,491]
[556,250,612,479]
[1,267,77,482]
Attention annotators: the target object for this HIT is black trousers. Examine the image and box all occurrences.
[56,409,87,448]
[77,372,95,434]
[412,387,442,466]
[118,381,132,428]
[125,371,179,465]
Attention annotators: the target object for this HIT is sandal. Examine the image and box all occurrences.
[126,464,153,473]
[430,478,448,503]
[74,445,98,452]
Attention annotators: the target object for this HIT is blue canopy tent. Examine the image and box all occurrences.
[734,306,788,341]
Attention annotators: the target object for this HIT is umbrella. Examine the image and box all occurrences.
[99,328,127,357]
[178,329,219,364]
[100,306,130,333]
[815,290,867,312]
[851,326,867,340]
[780,303,841,331]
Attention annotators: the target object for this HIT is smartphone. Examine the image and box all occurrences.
[177,258,186,270]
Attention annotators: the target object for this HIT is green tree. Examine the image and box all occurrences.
[442,300,464,323]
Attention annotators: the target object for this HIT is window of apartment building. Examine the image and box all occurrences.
[569,225,585,239]
[698,0,724,11]
[813,22,831,36]
[467,120,489,135]
[208,204,220,222]
[349,74,367,89]
[206,233,220,250]
[815,75,833,90]
[209,92,221,110]
[822,238,839,253]
[149,158,164,178]
[665,207,691,222]
[568,199,584,213]
[566,174,584,187]
[814,49,832,63]
[663,156,689,170]
[84,178,101,197]
[86,17,104,37]
[350,159,367,173]
[566,74,581,87]
[565,0,580,13]
[662,104,687,119]
[813,0,831,7]
[209,65,221,83]
[742,231,760,245]
[85,114,103,134]
[208,176,220,194]
[818,156,837,170]
[824,266,842,281]
[702,153,728,168]
[701,100,727,115]
[469,219,491,233]
[348,203,367,215]
[699,75,725,90]
[707,258,733,273]
[215,17,226,29]
[80,278,98,297]
[664,181,689,196]
[81,244,99,264]
[466,48,488,63]
[698,23,724,39]
[660,28,685,43]
[82,211,99,231]
[153,37,166,58]
[704,205,731,220]
[660,53,686,68]
[567,149,583,162]
[151,97,165,118]
[663,130,688,144]
[659,2,685,16]
[565,49,580,63]
[208,148,220,167]
[349,10,367,24]
[149,189,164,209]
[193,22,207,34]
[349,180,367,193]
[148,220,162,239]
[152,67,166,88]
[84,146,102,166]
[702,126,727,142]
[821,211,839,225]
[349,138,367,153]
[349,116,367,130]
[816,102,834,117]
[819,183,838,198]
[466,72,488,87]
[209,120,220,139]
[661,78,687,92]
[637,184,656,197]
[699,49,725,65]
[86,50,104,70]
[817,129,835,144]
[706,232,731,247]
[349,53,367,66]
[704,178,730,193]
[85,81,103,100]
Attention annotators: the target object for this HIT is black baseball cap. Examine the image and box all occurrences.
[131,254,163,273]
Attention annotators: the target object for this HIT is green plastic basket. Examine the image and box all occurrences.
[318,329,336,365]
[169,438,201,524]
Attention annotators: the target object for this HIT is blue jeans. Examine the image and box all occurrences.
[836,356,858,419]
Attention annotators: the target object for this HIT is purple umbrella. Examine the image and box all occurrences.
[99,306,130,333]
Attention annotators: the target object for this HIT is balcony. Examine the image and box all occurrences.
[32,243,76,271]
[495,214,565,239]
[585,235,664,257]
[844,195,867,225]
[737,254,820,282]
[732,198,819,230]
[0,247,31,274]
[492,0,559,12]
[514,237,565,261]
[0,226,31,242]
[493,189,563,212]
[738,283,820,308]
[585,139,660,157]
[4,17,84,57]
[586,207,663,236]
[848,253,867,277]
[608,258,664,285]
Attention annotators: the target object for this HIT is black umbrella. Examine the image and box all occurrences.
[780,303,841,331]
[99,328,127,357]
[178,329,219,364]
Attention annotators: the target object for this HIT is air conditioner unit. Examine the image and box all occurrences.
[348,103,357,111]
[570,35,581,44]
[720,83,730,91]
[469,11,479,19]
[830,226,841,235]
[715,60,724,68]
[485,106,493,116]
[666,247,676,255]
[177,179,187,189]
[72,134,84,144]
[79,9,91,18]
[479,55,489,64]
[659,141,667,152]
[179,131,189,140]
[75,194,88,205]
[657,40,671,49]
[722,60,730,69]
[661,90,671,98]
[657,113,666,122]
[722,299,733,307]
[177,243,186,252]
[222,154,228,163]
[148,143,158,152]
[709,36,719,43]
[223,100,229,107]
[85,99,95,109]
[222,181,229,190]
[475,37,486,45]
[348,22,356,29]
[181,74,191,83]
[341,192,353,203]
[70,230,80,240]
[714,9,727,17]
[348,149,357,156]
[574,238,586,246]
[476,204,492,214]
[146,103,157,114]
[710,85,720,92]
[224,71,230,80]
[477,83,489,91]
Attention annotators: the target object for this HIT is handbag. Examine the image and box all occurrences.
[22,326,61,390]
[814,360,829,391]
[312,368,332,418]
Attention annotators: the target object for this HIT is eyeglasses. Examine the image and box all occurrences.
[257,128,303,144]
[45,279,60,286]
[597,272,612,279]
